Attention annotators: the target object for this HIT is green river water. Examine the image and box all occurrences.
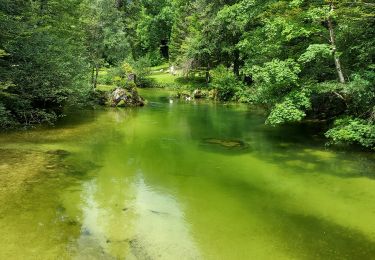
[1,89,375,259]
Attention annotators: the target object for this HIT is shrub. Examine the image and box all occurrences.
[266,90,311,126]
[133,57,151,77]
[0,102,17,129]
[97,68,117,86]
[120,62,134,77]
[210,65,244,101]
[234,88,257,103]
[266,100,306,126]
[325,117,375,150]
[246,59,301,104]
[147,50,165,67]
[132,56,152,87]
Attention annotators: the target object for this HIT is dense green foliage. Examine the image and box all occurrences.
[0,0,171,127]
[0,0,89,127]
[0,0,374,149]
[165,0,375,150]
[210,65,244,101]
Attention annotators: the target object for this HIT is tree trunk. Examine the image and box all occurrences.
[206,62,211,84]
[91,66,95,87]
[233,49,240,77]
[328,2,346,84]
[93,64,99,90]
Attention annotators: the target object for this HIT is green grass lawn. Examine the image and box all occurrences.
[148,71,176,85]
[150,63,170,72]
[96,64,209,91]
[147,64,208,89]
[97,84,114,92]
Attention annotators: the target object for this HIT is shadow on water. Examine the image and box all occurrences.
[214,173,375,259]
[272,210,375,259]
[250,125,375,179]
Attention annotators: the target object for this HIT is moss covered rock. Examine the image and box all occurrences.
[108,87,145,107]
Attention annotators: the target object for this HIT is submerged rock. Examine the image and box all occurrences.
[202,138,248,150]
[45,164,57,170]
[65,219,79,226]
[63,160,102,178]
[82,228,92,236]
[129,238,152,260]
[46,149,71,157]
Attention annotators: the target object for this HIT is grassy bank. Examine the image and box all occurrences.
[96,63,209,91]
[146,64,208,90]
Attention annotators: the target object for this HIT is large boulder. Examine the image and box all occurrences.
[109,87,145,107]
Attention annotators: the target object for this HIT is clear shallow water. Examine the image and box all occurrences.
[1,89,375,259]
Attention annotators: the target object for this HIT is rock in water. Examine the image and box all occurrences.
[109,87,145,107]
[202,138,248,150]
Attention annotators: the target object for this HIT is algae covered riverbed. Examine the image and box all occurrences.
[1,89,375,259]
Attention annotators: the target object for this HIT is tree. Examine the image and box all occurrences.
[83,0,131,89]
[0,0,90,126]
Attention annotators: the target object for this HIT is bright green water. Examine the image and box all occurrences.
[1,89,375,259]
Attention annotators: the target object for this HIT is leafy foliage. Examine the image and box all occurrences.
[267,100,306,126]
[210,66,244,101]
[0,102,17,128]
[0,0,89,127]
[267,90,311,125]
[298,44,333,64]
[326,118,375,150]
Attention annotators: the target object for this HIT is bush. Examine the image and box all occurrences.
[210,65,244,101]
[234,88,257,103]
[325,117,375,150]
[133,57,151,76]
[246,59,301,104]
[346,74,375,117]
[136,77,158,88]
[132,56,152,86]
[97,68,117,86]
[266,90,311,126]
[120,62,134,77]
[147,50,165,67]
[0,102,17,129]
[266,100,306,126]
